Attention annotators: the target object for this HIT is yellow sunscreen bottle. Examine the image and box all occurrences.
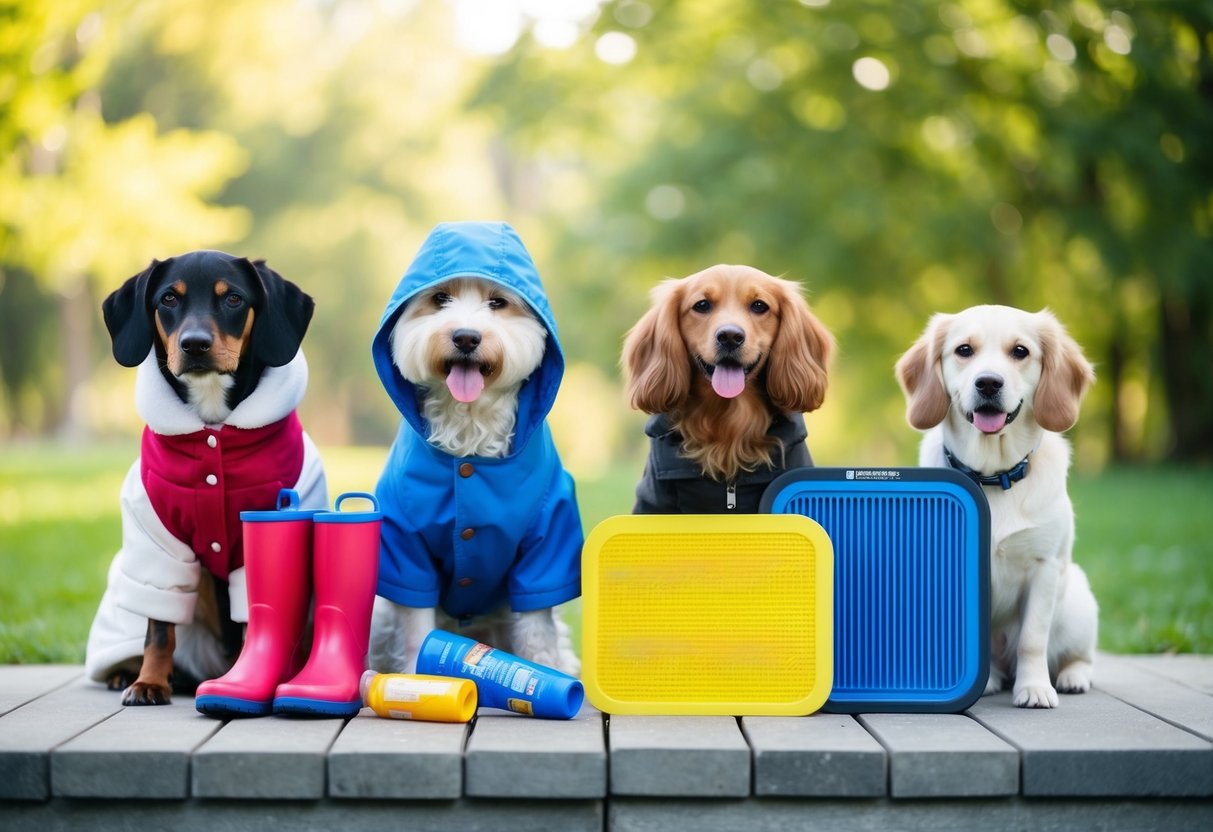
[360,671,477,723]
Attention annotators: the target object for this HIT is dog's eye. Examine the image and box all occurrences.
[955,344,974,358]
[433,292,451,307]
[160,292,178,308]
[692,299,712,313]
[750,300,769,314]
[1011,345,1030,360]
[488,297,509,311]
[224,292,243,309]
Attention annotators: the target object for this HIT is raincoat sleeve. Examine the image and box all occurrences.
[111,461,202,625]
[373,441,442,608]
[510,466,583,612]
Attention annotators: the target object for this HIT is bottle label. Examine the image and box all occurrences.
[463,642,492,667]
[388,709,415,720]
[383,677,455,703]
[510,668,532,693]
[507,698,534,715]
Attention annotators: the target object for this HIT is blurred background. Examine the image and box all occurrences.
[1,0,1210,662]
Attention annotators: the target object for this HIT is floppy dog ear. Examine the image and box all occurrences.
[103,259,166,367]
[896,313,952,430]
[622,280,691,414]
[765,280,833,414]
[1033,309,1094,433]
[239,259,315,367]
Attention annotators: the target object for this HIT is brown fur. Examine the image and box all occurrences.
[623,264,833,482]
[894,312,953,430]
[122,620,176,705]
[156,280,252,376]
[1034,313,1094,432]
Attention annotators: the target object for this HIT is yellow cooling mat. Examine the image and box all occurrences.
[581,514,833,716]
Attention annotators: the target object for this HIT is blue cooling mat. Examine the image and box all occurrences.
[762,468,990,713]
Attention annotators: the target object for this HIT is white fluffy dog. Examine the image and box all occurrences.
[368,277,578,674]
[391,278,548,458]
[896,305,1098,708]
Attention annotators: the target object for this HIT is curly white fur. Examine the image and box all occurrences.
[388,279,545,458]
[369,277,579,677]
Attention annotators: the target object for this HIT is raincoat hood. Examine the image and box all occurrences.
[370,222,583,620]
[372,221,564,456]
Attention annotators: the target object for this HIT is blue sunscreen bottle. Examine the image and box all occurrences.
[415,630,584,719]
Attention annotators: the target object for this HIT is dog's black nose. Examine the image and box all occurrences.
[715,325,745,351]
[975,373,1004,397]
[180,330,212,356]
[452,328,481,355]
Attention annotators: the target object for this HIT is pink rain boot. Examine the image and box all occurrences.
[273,492,381,717]
[196,489,316,717]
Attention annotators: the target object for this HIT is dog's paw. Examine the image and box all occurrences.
[106,669,138,692]
[1012,682,1059,709]
[121,680,172,706]
[1055,663,1092,694]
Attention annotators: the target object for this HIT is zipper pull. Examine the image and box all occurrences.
[726,483,737,510]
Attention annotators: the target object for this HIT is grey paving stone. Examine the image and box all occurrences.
[0,676,124,799]
[741,714,886,797]
[1097,653,1213,741]
[0,665,82,717]
[858,712,1018,798]
[328,706,467,799]
[51,694,219,798]
[466,705,607,798]
[191,712,343,799]
[1122,653,1213,695]
[608,715,750,797]
[968,689,1213,796]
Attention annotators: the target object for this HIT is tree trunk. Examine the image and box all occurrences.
[1106,329,1131,462]
[56,279,94,443]
[1158,281,1213,464]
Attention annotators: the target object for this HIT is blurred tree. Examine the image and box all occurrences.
[0,0,248,439]
[96,0,511,445]
[474,0,1213,464]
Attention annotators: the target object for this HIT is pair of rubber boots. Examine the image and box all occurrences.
[195,490,381,718]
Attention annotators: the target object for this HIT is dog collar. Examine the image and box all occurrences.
[943,445,1031,491]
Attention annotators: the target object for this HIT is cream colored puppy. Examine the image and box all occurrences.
[896,305,1098,709]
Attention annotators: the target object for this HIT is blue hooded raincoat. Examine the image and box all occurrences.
[371,222,583,619]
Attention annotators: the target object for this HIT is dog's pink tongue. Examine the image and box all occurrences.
[446,365,484,403]
[973,410,1008,434]
[711,364,746,399]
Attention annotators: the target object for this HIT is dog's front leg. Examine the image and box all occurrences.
[1013,561,1063,709]
[509,609,573,674]
[122,619,175,705]
[368,598,435,674]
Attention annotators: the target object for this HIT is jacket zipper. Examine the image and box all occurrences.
[726,482,737,510]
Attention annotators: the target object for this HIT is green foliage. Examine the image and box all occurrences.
[2,0,1210,461]
[476,0,1213,464]
[0,0,249,288]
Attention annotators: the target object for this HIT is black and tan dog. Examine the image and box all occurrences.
[86,250,327,705]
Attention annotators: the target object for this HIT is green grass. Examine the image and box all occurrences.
[1070,466,1213,654]
[0,442,1208,663]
